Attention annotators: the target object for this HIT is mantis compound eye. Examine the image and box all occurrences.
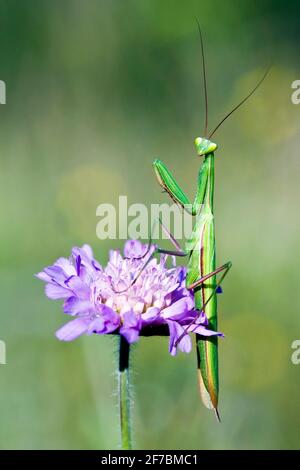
[195,137,217,156]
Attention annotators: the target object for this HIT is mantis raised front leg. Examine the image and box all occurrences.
[153,137,231,417]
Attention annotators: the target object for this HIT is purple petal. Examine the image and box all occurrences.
[108,249,122,267]
[119,310,141,343]
[56,318,91,341]
[174,266,186,285]
[87,317,106,334]
[142,307,160,322]
[45,283,70,299]
[44,266,68,284]
[161,298,191,321]
[120,327,140,343]
[194,310,209,326]
[97,305,120,333]
[36,257,76,285]
[76,255,81,276]
[167,320,192,356]
[64,276,90,299]
[103,321,121,334]
[99,304,120,323]
[167,285,190,304]
[82,244,93,259]
[92,260,102,272]
[187,324,224,337]
[124,240,144,258]
[36,271,51,282]
[63,297,93,315]
[122,309,140,328]
[54,257,76,277]
[72,246,102,275]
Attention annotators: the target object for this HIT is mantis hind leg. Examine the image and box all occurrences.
[175,261,232,341]
[186,261,232,292]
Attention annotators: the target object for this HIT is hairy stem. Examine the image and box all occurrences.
[118,335,132,450]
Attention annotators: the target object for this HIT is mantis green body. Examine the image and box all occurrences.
[153,137,230,414]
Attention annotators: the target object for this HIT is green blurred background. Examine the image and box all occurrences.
[0,0,300,449]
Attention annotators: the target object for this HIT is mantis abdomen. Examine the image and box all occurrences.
[186,153,219,410]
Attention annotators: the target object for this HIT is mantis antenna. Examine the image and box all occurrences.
[209,67,270,139]
[196,19,209,138]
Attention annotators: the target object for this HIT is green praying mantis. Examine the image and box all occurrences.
[152,25,269,419]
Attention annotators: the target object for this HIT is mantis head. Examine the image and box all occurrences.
[195,137,217,156]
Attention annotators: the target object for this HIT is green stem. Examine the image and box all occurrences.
[118,335,132,450]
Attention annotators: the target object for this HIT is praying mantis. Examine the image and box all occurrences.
[152,25,269,418]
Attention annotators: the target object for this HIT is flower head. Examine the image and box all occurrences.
[36,240,222,355]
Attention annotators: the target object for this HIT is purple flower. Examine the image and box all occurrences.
[36,240,223,355]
